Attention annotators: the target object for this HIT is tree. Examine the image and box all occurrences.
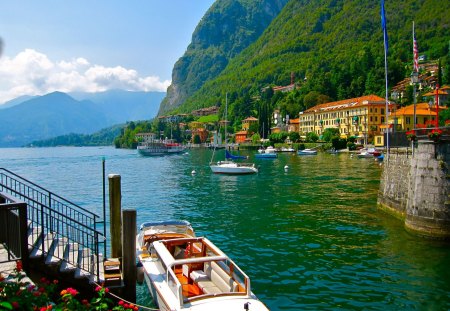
[321,128,340,142]
[289,131,300,142]
[306,132,319,142]
[193,135,201,144]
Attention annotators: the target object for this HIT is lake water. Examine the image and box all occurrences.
[1,146,449,310]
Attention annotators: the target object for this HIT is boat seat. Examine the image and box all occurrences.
[193,262,238,294]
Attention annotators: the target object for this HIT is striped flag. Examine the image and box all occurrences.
[413,24,419,72]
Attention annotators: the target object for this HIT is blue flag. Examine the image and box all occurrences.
[381,0,388,54]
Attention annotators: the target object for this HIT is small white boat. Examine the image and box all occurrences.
[210,161,258,174]
[255,146,277,159]
[136,222,269,311]
[280,147,295,152]
[297,149,317,155]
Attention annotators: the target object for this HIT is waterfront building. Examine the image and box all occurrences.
[299,95,392,145]
[388,102,447,132]
[235,130,248,143]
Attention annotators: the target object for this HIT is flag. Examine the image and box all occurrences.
[381,0,388,54]
[413,25,419,72]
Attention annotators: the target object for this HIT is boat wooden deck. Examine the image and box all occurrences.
[174,267,202,298]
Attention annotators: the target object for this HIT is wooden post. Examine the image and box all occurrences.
[108,174,122,259]
[122,209,136,302]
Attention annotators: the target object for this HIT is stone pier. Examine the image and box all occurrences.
[377,139,450,239]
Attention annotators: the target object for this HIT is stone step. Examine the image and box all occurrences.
[27,226,42,252]
[45,237,68,265]
[29,232,54,259]
[60,242,80,273]
[74,248,91,279]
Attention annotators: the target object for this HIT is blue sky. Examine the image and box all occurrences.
[0,0,216,104]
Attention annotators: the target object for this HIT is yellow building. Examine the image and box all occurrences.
[242,117,258,131]
[299,95,392,144]
[389,102,445,131]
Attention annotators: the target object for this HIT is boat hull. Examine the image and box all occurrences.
[210,162,258,174]
[297,149,317,155]
[255,153,277,158]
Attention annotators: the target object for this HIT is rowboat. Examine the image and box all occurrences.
[136,221,269,310]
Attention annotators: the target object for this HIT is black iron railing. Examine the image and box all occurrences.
[0,168,106,281]
[0,192,28,272]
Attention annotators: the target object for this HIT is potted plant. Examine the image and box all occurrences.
[428,129,442,141]
[406,130,417,141]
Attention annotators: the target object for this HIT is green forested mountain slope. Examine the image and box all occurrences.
[158,0,289,115]
[179,0,450,114]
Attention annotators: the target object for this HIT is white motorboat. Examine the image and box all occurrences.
[136,222,269,311]
[255,146,277,158]
[297,149,317,155]
[280,147,295,152]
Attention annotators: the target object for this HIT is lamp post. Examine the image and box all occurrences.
[435,84,440,128]
[411,71,419,130]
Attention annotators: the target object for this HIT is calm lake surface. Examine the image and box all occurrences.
[1,146,449,310]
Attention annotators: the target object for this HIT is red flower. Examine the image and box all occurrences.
[16,260,23,272]
[12,301,19,309]
[53,279,58,284]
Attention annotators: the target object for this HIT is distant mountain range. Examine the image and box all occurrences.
[0,90,164,147]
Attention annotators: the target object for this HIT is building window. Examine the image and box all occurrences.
[375,108,378,113]
[406,117,411,125]
[381,108,384,115]
[381,117,385,123]
[375,117,378,122]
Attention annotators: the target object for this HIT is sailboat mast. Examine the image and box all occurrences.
[225,93,228,147]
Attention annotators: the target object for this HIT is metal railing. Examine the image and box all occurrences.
[0,192,28,272]
[0,168,106,281]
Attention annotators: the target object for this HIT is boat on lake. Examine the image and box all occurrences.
[209,94,258,174]
[280,147,295,152]
[357,148,381,159]
[255,146,278,158]
[297,149,317,155]
[137,138,185,156]
[136,221,269,311]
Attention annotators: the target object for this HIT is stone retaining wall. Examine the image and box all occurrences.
[378,140,450,239]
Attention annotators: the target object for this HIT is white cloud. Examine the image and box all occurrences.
[0,49,170,104]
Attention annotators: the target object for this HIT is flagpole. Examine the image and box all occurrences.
[381,0,389,160]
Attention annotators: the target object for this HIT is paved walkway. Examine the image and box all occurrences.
[0,243,34,284]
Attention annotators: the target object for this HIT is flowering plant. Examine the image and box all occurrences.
[428,129,442,140]
[0,261,138,311]
[406,130,416,141]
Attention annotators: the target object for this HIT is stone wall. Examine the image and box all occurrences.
[378,140,450,239]
[377,151,411,219]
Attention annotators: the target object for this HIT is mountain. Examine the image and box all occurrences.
[158,0,289,115]
[161,0,450,114]
[0,95,38,109]
[0,90,164,147]
[69,90,164,123]
[26,124,124,147]
[0,92,107,147]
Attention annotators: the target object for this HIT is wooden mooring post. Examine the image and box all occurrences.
[108,174,122,259]
[122,209,136,302]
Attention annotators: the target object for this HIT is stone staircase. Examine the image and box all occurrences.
[26,224,106,284]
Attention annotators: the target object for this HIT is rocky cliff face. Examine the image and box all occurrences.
[158,0,288,115]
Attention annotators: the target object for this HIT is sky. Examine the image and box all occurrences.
[0,0,216,105]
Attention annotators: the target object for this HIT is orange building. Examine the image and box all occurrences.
[235,130,248,143]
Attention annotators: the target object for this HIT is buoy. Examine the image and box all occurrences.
[284,165,289,170]
[191,170,196,175]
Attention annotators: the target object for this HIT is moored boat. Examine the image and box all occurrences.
[136,222,269,311]
[210,160,259,174]
[297,149,317,155]
[255,146,278,158]
[137,139,185,156]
